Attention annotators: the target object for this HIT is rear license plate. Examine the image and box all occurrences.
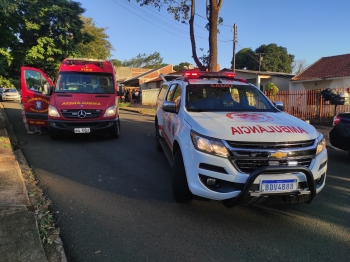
[260,179,297,192]
[74,128,90,133]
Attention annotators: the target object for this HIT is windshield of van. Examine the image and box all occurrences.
[186,84,277,112]
[55,72,115,94]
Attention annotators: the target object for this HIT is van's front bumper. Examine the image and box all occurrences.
[48,118,119,135]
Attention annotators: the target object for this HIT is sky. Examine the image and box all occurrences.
[77,0,350,70]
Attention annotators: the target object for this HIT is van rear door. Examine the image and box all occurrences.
[20,67,54,127]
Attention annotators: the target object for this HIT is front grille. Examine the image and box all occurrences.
[226,139,316,174]
[232,158,313,173]
[226,140,315,149]
[61,109,102,119]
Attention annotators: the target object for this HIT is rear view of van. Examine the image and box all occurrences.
[21,58,120,140]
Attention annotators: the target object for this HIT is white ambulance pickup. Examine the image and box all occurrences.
[155,71,327,207]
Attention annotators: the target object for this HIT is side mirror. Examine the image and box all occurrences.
[274,101,284,111]
[162,101,177,113]
[42,84,52,95]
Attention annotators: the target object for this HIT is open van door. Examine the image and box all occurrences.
[21,67,54,127]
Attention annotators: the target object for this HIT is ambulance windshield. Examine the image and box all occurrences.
[186,84,277,112]
[55,72,115,94]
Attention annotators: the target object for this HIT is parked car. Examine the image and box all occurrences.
[155,71,327,207]
[1,88,21,102]
[329,113,350,156]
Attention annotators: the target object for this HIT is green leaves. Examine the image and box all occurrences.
[235,44,294,73]
[122,51,167,68]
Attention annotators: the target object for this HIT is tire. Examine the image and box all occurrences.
[110,119,120,138]
[172,150,192,203]
[155,120,163,152]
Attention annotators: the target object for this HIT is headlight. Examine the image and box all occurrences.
[316,134,326,155]
[103,105,116,117]
[48,105,60,117]
[190,130,229,158]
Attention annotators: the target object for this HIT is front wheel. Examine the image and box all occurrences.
[172,150,192,203]
[110,119,120,138]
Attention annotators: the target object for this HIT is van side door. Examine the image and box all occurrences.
[20,67,54,127]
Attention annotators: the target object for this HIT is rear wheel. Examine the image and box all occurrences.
[155,120,162,152]
[110,119,120,138]
[172,150,192,203]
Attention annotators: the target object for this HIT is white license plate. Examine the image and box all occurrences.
[74,128,90,133]
[260,179,297,192]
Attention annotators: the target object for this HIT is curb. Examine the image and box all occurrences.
[0,103,68,262]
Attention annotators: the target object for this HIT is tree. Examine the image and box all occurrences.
[1,0,88,79]
[130,0,224,71]
[234,43,294,73]
[234,48,257,70]
[174,62,192,71]
[122,52,168,68]
[111,59,123,67]
[76,16,114,59]
[292,59,308,75]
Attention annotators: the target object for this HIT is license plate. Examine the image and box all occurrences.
[260,179,297,192]
[74,128,90,133]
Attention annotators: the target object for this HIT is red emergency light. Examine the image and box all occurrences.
[183,71,236,79]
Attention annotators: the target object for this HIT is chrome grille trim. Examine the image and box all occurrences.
[223,139,317,174]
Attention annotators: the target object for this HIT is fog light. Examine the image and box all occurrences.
[207,178,217,186]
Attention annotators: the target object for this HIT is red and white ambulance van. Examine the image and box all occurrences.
[20,58,120,140]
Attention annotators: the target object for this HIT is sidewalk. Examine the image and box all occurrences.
[0,104,66,262]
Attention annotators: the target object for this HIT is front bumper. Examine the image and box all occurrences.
[2,96,21,101]
[48,118,119,135]
[184,144,327,205]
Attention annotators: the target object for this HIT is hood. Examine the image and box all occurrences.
[185,111,318,142]
[51,93,115,109]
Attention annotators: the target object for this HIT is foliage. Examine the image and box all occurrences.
[76,16,114,59]
[0,0,88,79]
[0,76,14,87]
[265,82,279,95]
[122,52,168,68]
[111,59,123,67]
[234,48,256,70]
[234,43,295,73]
[129,0,224,71]
[292,59,308,75]
[118,102,131,107]
[174,62,191,71]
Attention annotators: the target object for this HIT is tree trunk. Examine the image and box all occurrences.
[208,0,223,72]
[189,0,205,71]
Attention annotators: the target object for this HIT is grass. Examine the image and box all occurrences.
[25,168,59,244]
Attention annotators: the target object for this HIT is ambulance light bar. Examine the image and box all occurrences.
[183,71,236,80]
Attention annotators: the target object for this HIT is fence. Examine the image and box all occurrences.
[264,87,350,125]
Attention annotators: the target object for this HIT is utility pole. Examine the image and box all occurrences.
[232,23,237,72]
[256,53,265,71]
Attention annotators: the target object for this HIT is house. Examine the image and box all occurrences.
[290,54,350,91]
[221,68,294,91]
[121,64,174,90]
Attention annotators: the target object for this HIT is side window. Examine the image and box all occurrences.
[158,84,168,99]
[166,84,178,101]
[25,70,48,93]
[172,85,182,112]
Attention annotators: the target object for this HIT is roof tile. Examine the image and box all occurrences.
[292,54,350,81]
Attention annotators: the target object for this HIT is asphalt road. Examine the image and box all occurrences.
[3,101,350,262]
